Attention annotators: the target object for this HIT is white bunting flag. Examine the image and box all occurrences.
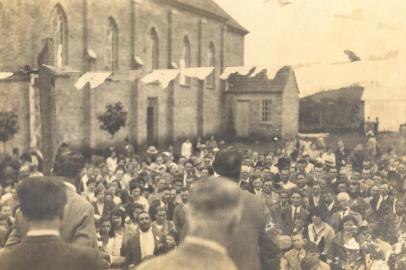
[75,72,111,89]
[0,72,13,80]
[142,69,179,89]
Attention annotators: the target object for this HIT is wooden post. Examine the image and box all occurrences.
[37,38,56,175]
[196,19,204,137]
[166,9,175,145]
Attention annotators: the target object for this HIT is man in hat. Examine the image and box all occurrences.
[274,158,297,192]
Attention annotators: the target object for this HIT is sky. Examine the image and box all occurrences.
[214,0,406,66]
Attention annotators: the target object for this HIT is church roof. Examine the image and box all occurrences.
[168,0,249,34]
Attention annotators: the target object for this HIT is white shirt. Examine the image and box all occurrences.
[281,181,297,191]
[376,195,388,211]
[340,208,350,219]
[253,189,262,196]
[106,232,124,256]
[27,229,60,237]
[139,228,155,259]
[328,202,335,211]
[106,157,118,173]
[181,142,193,159]
[313,195,320,206]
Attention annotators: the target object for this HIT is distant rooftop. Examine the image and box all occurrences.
[227,66,294,93]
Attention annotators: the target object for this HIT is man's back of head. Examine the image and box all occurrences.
[187,179,242,235]
[53,147,85,185]
[212,149,242,181]
[17,177,67,224]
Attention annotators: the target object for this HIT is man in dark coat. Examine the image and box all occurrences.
[211,149,281,270]
[281,191,310,235]
[5,148,98,248]
[124,212,162,268]
[136,175,242,270]
[0,177,104,270]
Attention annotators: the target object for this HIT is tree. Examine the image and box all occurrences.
[0,111,19,152]
[98,102,127,138]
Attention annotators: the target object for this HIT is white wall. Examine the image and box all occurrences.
[364,100,406,132]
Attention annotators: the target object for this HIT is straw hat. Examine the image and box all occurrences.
[146,146,158,155]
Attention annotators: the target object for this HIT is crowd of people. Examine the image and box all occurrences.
[1,133,406,270]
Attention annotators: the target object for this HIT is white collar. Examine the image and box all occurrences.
[64,182,76,192]
[185,236,227,255]
[27,229,60,237]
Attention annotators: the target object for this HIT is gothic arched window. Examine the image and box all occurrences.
[180,36,191,85]
[150,28,159,70]
[207,42,216,88]
[51,4,68,68]
[105,17,119,70]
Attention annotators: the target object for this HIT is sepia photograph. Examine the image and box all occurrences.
[0,0,406,269]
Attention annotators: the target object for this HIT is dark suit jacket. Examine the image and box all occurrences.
[325,201,340,220]
[228,190,279,270]
[335,148,348,171]
[0,235,104,270]
[180,184,279,270]
[6,179,98,248]
[136,239,238,270]
[309,196,326,209]
[92,200,116,217]
[281,206,310,235]
[124,227,162,268]
[370,195,394,216]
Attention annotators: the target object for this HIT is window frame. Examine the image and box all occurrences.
[261,99,272,123]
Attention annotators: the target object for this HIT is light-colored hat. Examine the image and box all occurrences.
[146,146,158,155]
[241,165,252,173]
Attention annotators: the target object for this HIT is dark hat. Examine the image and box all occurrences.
[277,157,290,170]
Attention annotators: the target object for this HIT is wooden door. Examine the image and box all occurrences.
[147,98,158,145]
[235,100,250,137]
